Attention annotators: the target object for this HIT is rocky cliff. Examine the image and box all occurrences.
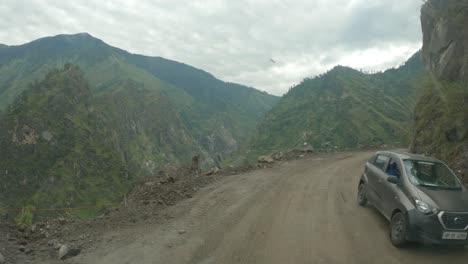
[421,0,468,82]
[411,0,468,182]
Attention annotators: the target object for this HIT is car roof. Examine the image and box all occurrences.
[376,151,442,163]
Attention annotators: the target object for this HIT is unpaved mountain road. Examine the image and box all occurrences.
[66,151,467,264]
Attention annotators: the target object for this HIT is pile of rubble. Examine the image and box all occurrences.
[257,145,316,167]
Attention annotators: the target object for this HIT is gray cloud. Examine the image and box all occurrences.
[0,0,422,95]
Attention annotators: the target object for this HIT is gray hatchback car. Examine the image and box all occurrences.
[358,151,468,247]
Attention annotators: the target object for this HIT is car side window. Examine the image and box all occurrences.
[386,159,401,177]
[368,155,377,164]
[373,155,389,171]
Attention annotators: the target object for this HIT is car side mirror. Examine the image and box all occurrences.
[387,176,399,184]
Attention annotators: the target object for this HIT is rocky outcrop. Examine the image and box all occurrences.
[411,0,468,183]
[258,155,274,164]
[421,0,468,83]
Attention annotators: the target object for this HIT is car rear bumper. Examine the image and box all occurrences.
[407,209,468,245]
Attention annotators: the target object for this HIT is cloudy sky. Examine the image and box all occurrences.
[0,0,423,95]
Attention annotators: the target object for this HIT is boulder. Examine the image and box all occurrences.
[301,146,315,153]
[204,167,220,176]
[160,176,176,184]
[0,252,5,263]
[58,244,81,260]
[57,217,66,225]
[144,181,157,187]
[58,245,69,259]
[47,239,59,247]
[258,155,274,164]
[18,246,26,252]
[272,152,284,161]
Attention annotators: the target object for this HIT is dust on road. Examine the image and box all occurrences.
[68,151,468,264]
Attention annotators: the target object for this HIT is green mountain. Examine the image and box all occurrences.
[0,34,278,212]
[0,65,129,214]
[248,52,425,156]
[411,0,468,183]
[0,33,278,163]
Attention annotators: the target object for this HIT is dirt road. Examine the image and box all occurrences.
[68,151,468,264]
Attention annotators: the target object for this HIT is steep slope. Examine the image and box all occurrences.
[411,0,468,183]
[0,65,129,212]
[249,52,425,155]
[0,34,278,213]
[0,33,278,166]
[95,80,200,174]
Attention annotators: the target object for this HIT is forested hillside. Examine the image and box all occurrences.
[248,52,425,156]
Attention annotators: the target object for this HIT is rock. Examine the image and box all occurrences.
[55,243,63,250]
[58,217,66,225]
[204,167,220,176]
[43,231,50,238]
[160,176,176,184]
[58,245,69,259]
[31,224,37,233]
[302,146,315,153]
[258,155,274,164]
[47,239,58,247]
[0,252,5,263]
[144,181,156,187]
[58,244,81,260]
[272,152,284,161]
[421,0,468,83]
[25,248,33,254]
[178,230,186,234]
[19,245,26,252]
[299,155,305,158]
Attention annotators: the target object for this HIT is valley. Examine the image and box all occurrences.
[0,0,467,263]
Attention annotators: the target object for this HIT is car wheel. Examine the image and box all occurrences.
[357,182,368,206]
[390,212,408,247]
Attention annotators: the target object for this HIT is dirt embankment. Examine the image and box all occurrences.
[0,148,315,264]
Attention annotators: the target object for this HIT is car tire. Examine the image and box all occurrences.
[357,182,368,206]
[390,212,408,248]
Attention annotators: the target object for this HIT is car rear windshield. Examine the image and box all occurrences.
[403,160,462,190]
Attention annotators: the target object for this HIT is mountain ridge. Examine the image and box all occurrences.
[0,34,278,213]
[245,50,425,158]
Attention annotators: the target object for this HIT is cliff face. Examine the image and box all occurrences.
[412,0,468,183]
[421,0,468,83]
